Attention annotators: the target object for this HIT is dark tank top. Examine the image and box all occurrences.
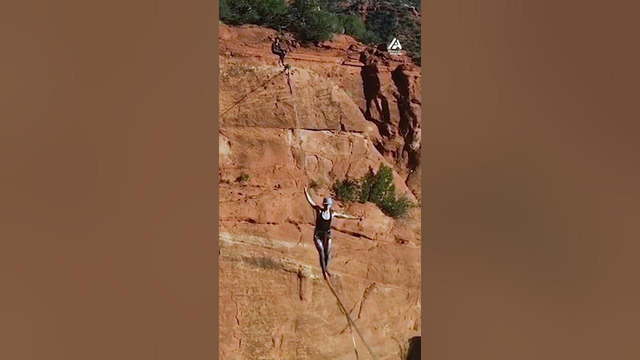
[315,209,333,233]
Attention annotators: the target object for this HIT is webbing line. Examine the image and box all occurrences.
[219,69,287,118]
[325,277,380,360]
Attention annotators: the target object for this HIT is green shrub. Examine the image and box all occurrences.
[365,10,397,45]
[358,30,382,46]
[220,0,288,28]
[331,162,414,218]
[367,164,394,204]
[332,178,359,203]
[340,14,365,37]
[379,193,414,218]
[288,0,341,43]
[357,171,374,203]
[396,15,421,62]
[220,0,232,21]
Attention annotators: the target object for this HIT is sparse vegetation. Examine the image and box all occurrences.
[287,0,341,42]
[219,0,421,63]
[236,172,250,183]
[379,193,413,218]
[335,13,380,44]
[332,163,414,218]
[332,178,359,203]
[219,0,288,29]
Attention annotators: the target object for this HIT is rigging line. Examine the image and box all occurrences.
[340,307,361,359]
[287,66,306,174]
[325,278,380,360]
[288,63,367,358]
[348,319,360,360]
[219,68,287,118]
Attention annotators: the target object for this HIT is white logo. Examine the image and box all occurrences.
[387,38,404,55]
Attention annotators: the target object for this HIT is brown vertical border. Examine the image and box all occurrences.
[214,2,221,359]
[214,1,221,360]
[0,1,219,359]
[422,0,640,359]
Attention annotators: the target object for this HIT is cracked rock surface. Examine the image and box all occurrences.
[219,24,421,360]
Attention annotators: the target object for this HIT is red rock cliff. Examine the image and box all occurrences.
[219,24,421,359]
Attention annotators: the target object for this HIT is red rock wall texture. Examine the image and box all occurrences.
[219,24,421,359]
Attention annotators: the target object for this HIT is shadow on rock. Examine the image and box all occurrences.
[406,336,421,360]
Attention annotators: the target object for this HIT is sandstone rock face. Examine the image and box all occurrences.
[219,24,421,360]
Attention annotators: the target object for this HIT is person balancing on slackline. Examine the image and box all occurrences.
[304,186,381,360]
[304,185,361,279]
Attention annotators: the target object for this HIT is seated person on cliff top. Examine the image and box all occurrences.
[271,37,289,67]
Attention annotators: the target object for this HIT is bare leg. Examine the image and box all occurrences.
[315,237,328,278]
[323,236,332,277]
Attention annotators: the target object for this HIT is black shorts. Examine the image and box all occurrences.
[314,230,331,242]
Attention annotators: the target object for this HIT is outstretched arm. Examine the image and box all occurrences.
[304,186,321,210]
[333,212,360,220]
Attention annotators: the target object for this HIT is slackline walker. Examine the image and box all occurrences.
[220,50,381,359]
[304,185,380,360]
